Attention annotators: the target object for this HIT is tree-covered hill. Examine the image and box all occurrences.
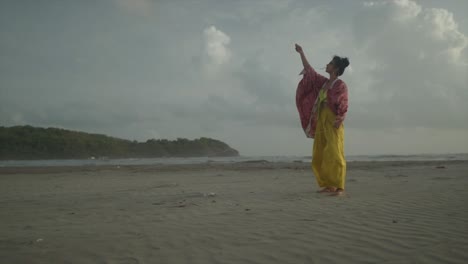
[0,126,239,160]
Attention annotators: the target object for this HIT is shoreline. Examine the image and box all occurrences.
[0,159,465,175]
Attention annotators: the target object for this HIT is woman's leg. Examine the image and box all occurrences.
[312,127,327,189]
[312,108,340,192]
[320,107,346,190]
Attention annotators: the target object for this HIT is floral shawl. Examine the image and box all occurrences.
[296,65,348,138]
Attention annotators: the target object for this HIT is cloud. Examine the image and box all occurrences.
[1,0,467,156]
[202,26,232,73]
[348,0,468,130]
[193,5,330,128]
[423,8,468,64]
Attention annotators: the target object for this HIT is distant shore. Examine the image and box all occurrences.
[0,125,239,160]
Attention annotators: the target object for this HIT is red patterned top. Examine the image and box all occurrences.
[296,65,348,138]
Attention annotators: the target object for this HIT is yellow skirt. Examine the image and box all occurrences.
[312,104,346,189]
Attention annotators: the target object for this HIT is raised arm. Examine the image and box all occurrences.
[294,43,328,87]
[295,44,311,69]
[295,44,328,137]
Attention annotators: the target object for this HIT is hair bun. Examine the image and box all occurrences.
[341,57,350,68]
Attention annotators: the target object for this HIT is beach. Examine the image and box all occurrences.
[1,160,467,263]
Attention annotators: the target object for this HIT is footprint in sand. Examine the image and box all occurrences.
[431,176,453,181]
[384,174,408,179]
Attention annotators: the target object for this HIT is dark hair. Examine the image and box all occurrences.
[332,55,350,76]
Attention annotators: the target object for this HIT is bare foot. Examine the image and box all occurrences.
[317,187,336,193]
[329,188,345,196]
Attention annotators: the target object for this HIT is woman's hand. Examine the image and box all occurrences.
[295,43,303,54]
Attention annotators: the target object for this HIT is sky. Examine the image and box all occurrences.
[1,0,467,156]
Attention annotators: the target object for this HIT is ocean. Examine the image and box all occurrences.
[0,153,467,167]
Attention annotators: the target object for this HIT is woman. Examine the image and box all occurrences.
[295,43,349,195]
